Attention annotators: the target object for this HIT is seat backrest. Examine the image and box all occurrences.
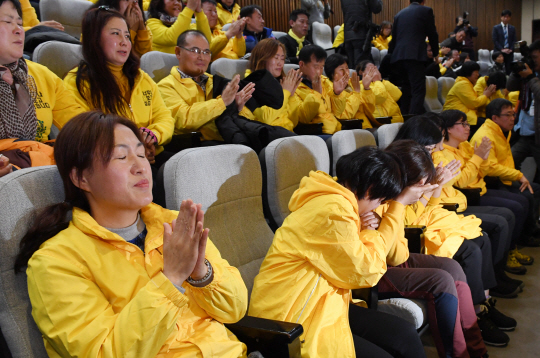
[39,0,92,38]
[478,49,490,63]
[478,61,489,77]
[284,64,299,74]
[377,123,403,150]
[437,77,455,105]
[423,76,443,113]
[260,136,330,227]
[490,50,495,64]
[210,58,249,79]
[312,22,333,50]
[140,51,178,83]
[334,25,341,39]
[0,166,64,358]
[162,145,274,294]
[326,129,376,175]
[371,47,381,68]
[273,31,287,39]
[32,41,82,79]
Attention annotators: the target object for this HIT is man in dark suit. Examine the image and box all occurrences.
[492,9,516,75]
[279,9,311,65]
[389,0,439,115]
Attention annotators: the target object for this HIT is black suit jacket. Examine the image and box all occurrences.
[389,2,438,63]
[278,34,311,65]
[492,23,516,51]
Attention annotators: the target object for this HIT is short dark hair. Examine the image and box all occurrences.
[421,112,444,129]
[289,8,309,22]
[486,72,507,90]
[385,140,436,187]
[491,50,502,61]
[459,52,469,62]
[336,146,403,201]
[356,60,374,73]
[529,40,540,54]
[324,53,348,81]
[298,45,327,64]
[0,0,22,16]
[486,98,513,119]
[458,61,480,77]
[448,32,455,37]
[456,28,466,34]
[240,5,262,19]
[440,109,467,140]
[394,116,443,146]
[177,29,209,47]
[201,0,217,6]
[501,9,512,17]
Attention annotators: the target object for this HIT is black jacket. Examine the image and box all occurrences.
[492,23,516,51]
[278,34,311,64]
[389,2,438,63]
[339,0,382,42]
[440,37,463,52]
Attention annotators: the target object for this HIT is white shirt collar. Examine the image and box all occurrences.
[501,22,507,28]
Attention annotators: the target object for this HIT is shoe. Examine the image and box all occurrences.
[510,248,534,265]
[485,298,517,331]
[476,305,510,347]
[498,271,525,291]
[518,235,540,247]
[505,255,527,275]
[490,281,519,298]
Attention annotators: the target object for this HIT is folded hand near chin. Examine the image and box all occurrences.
[139,128,156,164]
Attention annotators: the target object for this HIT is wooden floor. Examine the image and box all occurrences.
[424,246,540,358]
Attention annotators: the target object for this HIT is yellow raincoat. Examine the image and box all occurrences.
[64,67,174,154]
[473,76,519,117]
[470,119,523,186]
[443,76,490,125]
[360,80,403,128]
[249,171,406,358]
[403,197,482,258]
[441,143,489,195]
[431,149,468,212]
[21,0,39,31]
[288,78,342,134]
[330,78,375,129]
[209,27,246,61]
[217,2,241,27]
[27,61,84,142]
[371,35,391,51]
[241,89,296,131]
[333,24,344,48]
[27,204,248,358]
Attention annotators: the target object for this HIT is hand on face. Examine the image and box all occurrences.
[360,211,381,231]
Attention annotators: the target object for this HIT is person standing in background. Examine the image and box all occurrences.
[389,0,439,115]
[339,0,382,67]
[301,0,330,43]
[492,10,516,75]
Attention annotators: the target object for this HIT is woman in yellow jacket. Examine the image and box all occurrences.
[440,109,534,271]
[93,0,153,56]
[216,0,240,27]
[473,72,519,118]
[249,146,426,358]
[147,0,212,54]
[443,61,497,127]
[385,140,518,345]
[15,111,248,358]
[371,21,392,51]
[63,8,174,166]
[241,39,299,131]
[20,0,64,31]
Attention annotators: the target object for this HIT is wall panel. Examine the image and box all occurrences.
[237,0,522,53]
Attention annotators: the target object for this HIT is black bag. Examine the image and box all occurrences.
[24,26,80,55]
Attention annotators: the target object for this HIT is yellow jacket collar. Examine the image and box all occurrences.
[169,66,212,84]
[484,118,511,143]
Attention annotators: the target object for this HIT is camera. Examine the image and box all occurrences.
[462,12,469,26]
[511,41,535,75]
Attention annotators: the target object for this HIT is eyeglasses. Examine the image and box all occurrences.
[179,46,212,57]
[455,121,471,128]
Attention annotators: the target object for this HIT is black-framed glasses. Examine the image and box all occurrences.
[179,46,212,57]
[456,121,471,128]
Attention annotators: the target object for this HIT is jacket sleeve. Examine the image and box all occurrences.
[378,201,409,267]
[188,239,248,323]
[21,0,39,30]
[369,0,383,14]
[158,80,227,133]
[471,137,523,181]
[147,80,175,145]
[62,72,92,112]
[456,82,489,110]
[371,81,389,105]
[147,8,194,48]
[492,26,503,51]
[301,0,317,10]
[132,26,153,56]
[288,91,321,124]
[27,251,187,358]
[195,11,213,43]
[452,152,484,188]
[383,80,402,102]
[50,73,85,129]
[425,7,439,55]
[233,36,246,57]
[252,90,291,124]
[210,33,230,61]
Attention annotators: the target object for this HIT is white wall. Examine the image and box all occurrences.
[522,0,540,44]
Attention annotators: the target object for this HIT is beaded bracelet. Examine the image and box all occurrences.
[187,259,213,286]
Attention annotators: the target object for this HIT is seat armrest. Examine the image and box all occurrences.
[351,285,378,310]
[294,123,323,135]
[454,187,481,206]
[338,119,363,130]
[442,203,459,212]
[226,316,303,358]
[375,116,392,125]
[405,225,426,254]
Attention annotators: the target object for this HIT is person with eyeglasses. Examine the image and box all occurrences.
[443,61,497,137]
[147,0,212,54]
[471,99,540,249]
[157,30,254,146]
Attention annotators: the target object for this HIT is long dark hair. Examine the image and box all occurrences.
[384,140,437,186]
[394,116,443,147]
[148,0,177,20]
[14,111,141,273]
[93,0,147,22]
[76,8,140,117]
